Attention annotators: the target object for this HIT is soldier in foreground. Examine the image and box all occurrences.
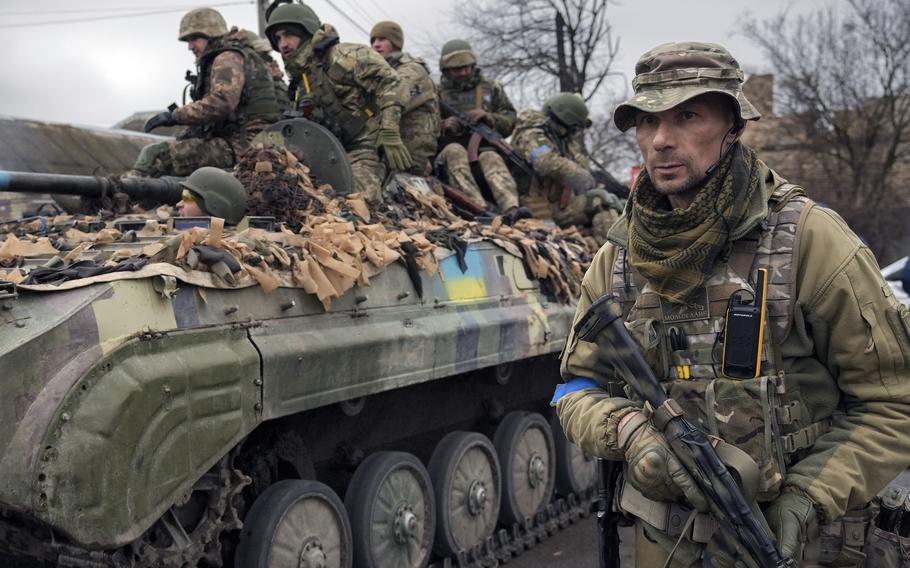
[370,21,440,176]
[511,92,622,242]
[131,8,282,177]
[436,39,522,216]
[175,166,247,225]
[553,42,910,566]
[265,3,411,203]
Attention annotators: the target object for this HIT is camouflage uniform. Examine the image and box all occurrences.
[437,69,519,211]
[283,25,405,202]
[385,52,439,176]
[555,42,910,567]
[511,109,617,238]
[133,28,282,177]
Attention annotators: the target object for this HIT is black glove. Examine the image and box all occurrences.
[144,110,178,133]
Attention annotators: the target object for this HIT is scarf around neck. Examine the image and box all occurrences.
[628,143,764,305]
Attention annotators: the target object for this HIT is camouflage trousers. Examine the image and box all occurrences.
[436,143,519,211]
[132,137,235,178]
[349,146,387,204]
[520,192,618,244]
[400,118,439,177]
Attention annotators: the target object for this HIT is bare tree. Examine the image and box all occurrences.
[743,0,910,262]
[453,0,638,183]
[456,0,619,103]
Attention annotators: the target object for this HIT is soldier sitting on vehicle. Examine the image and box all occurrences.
[129,8,283,178]
[176,166,247,225]
[435,39,524,219]
[265,2,411,204]
[370,21,440,176]
[511,92,624,243]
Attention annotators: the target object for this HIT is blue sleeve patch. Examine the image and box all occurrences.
[529,144,552,164]
[550,377,602,406]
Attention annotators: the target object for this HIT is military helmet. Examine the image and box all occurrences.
[180,167,247,225]
[241,29,274,54]
[370,21,404,51]
[544,92,591,129]
[265,3,321,51]
[178,8,228,41]
[613,41,761,132]
[439,39,477,70]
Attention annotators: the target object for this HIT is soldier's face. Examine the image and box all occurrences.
[445,65,475,82]
[634,94,740,198]
[185,36,209,60]
[372,37,394,58]
[275,29,302,59]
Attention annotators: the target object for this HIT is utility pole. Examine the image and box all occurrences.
[555,12,573,92]
[256,0,271,37]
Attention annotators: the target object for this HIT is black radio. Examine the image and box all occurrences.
[722,268,768,379]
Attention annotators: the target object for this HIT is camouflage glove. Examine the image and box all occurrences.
[764,489,818,562]
[144,110,178,133]
[377,126,413,172]
[619,411,709,511]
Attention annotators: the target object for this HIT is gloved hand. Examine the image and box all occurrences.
[764,490,818,562]
[467,108,489,125]
[619,411,709,511]
[377,126,413,172]
[144,110,178,132]
[442,116,463,135]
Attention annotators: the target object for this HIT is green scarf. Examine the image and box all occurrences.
[628,143,764,305]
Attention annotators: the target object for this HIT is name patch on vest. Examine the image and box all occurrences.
[659,288,710,323]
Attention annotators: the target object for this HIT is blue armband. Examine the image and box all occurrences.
[529,144,552,164]
[550,377,602,406]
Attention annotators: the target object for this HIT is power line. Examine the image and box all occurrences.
[0,1,252,29]
[0,5,207,16]
[338,0,375,30]
[320,0,371,36]
[365,0,394,21]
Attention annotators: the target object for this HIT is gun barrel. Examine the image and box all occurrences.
[0,170,182,204]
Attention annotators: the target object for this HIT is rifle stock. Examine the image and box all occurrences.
[574,294,794,568]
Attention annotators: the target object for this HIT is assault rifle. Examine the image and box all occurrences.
[439,100,534,178]
[575,294,794,568]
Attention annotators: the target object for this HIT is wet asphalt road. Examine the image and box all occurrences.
[505,516,636,567]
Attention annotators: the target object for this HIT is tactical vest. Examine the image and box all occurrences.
[439,76,497,148]
[195,40,281,137]
[292,37,379,148]
[611,185,830,502]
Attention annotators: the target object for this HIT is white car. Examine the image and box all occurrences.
[881,256,910,307]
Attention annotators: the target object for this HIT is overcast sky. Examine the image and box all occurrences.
[0,0,840,128]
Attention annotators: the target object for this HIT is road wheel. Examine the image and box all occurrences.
[235,479,352,568]
[344,451,435,568]
[493,411,555,526]
[427,431,501,557]
[550,414,597,496]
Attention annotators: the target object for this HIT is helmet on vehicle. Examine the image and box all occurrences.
[439,39,477,70]
[178,8,228,41]
[265,3,321,51]
[543,92,592,129]
[180,167,247,225]
[613,41,760,132]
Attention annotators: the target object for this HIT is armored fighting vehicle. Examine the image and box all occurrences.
[0,120,598,568]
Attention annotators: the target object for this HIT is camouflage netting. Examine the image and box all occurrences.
[0,145,597,307]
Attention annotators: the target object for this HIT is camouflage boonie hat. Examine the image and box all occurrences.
[613,42,761,132]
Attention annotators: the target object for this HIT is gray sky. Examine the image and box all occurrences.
[0,0,838,128]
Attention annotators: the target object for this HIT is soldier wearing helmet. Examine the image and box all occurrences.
[129,8,282,178]
[176,166,247,225]
[369,21,440,176]
[435,39,522,216]
[265,3,410,204]
[511,92,623,243]
[554,42,910,567]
